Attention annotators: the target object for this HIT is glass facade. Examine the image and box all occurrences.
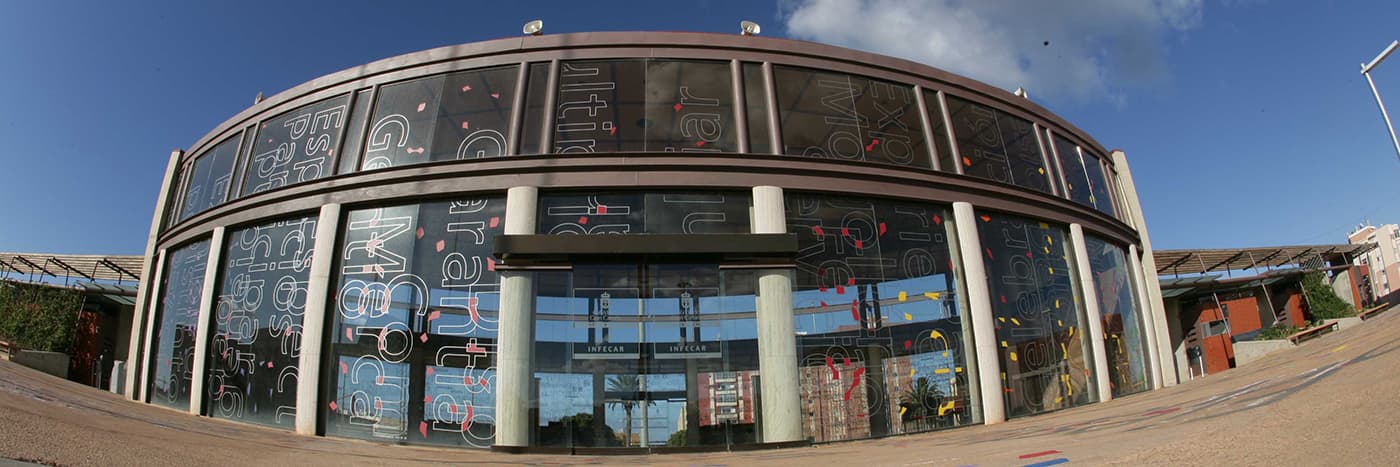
[324,196,506,448]
[176,136,240,222]
[538,192,751,235]
[241,95,350,197]
[361,66,519,170]
[773,66,930,168]
[786,193,974,441]
[946,96,1052,194]
[975,211,1094,418]
[147,239,210,410]
[553,59,737,154]
[143,39,1158,453]
[207,215,318,428]
[1084,235,1149,397]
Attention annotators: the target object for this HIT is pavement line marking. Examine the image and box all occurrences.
[1332,345,1347,353]
[1019,450,1062,459]
[1022,459,1070,467]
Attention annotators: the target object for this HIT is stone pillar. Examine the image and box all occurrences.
[751,186,803,443]
[495,186,538,447]
[136,249,167,403]
[1070,224,1113,402]
[950,202,1005,424]
[126,149,183,400]
[188,227,226,415]
[1128,245,1165,389]
[1110,150,1176,387]
[296,204,341,435]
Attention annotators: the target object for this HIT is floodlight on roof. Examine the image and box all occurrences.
[740,20,761,36]
[523,20,543,36]
[1014,87,1028,99]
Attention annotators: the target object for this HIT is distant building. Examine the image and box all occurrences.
[1349,223,1400,298]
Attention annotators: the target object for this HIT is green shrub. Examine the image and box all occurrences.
[1302,272,1355,320]
[1256,323,1301,341]
[0,281,83,353]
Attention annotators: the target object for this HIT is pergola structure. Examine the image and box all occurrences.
[1153,243,1376,277]
[0,252,144,285]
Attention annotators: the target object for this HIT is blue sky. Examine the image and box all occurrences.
[3,0,1400,254]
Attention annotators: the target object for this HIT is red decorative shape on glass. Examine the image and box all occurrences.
[812,226,824,236]
[339,361,348,374]
[416,227,425,239]
[904,340,912,350]
[419,333,428,343]
[328,401,338,411]
[461,121,470,129]
[487,257,496,271]
[674,103,683,112]
[847,277,856,286]
[461,85,472,92]
[841,227,850,237]
[836,285,845,295]
[850,300,860,321]
[435,239,446,252]
[696,141,705,147]
[825,355,838,380]
[417,102,426,112]
[489,216,500,228]
[855,239,864,249]
[426,367,435,376]
[578,216,588,225]
[419,421,429,439]
[596,205,608,214]
[878,222,887,235]
[376,375,384,385]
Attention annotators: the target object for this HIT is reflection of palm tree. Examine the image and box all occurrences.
[606,375,654,446]
[899,377,945,432]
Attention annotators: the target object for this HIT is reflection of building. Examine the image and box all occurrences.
[115,30,1176,454]
[697,371,756,427]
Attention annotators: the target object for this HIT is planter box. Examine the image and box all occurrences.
[1233,340,1293,367]
[12,350,70,379]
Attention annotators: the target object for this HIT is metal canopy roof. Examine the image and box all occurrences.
[0,252,143,283]
[1154,243,1375,276]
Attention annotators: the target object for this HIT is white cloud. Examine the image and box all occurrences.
[779,0,1204,105]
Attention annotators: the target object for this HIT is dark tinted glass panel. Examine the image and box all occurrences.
[976,211,1094,418]
[518,62,551,155]
[773,66,930,169]
[207,215,317,429]
[336,89,373,175]
[743,63,772,154]
[553,60,737,153]
[1084,235,1149,397]
[242,95,351,196]
[1082,152,1117,217]
[924,90,956,172]
[148,240,210,410]
[325,196,505,448]
[1052,135,1093,208]
[786,194,975,441]
[362,66,518,170]
[177,136,241,222]
[946,96,1051,193]
[538,192,750,235]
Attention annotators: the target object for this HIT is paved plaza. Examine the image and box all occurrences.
[4,308,1400,466]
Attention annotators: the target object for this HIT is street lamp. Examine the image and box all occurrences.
[1361,40,1400,162]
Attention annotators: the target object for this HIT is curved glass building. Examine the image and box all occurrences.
[123,31,1173,453]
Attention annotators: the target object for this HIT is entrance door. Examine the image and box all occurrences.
[532,261,762,449]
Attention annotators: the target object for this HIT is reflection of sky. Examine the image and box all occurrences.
[794,274,956,334]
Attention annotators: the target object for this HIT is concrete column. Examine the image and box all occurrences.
[1069,224,1113,402]
[188,227,226,415]
[1110,150,1176,387]
[751,186,803,443]
[296,204,341,435]
[495,186,538,447]
[1129,245,1165,389]
[137,249,167,403]
[126,149,184,400]
[950,202,1006,425]
[943,209,982,422]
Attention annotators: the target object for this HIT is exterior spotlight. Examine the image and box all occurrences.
[523,20,543,36]
[740,20,761,36]
[1014,87,1028,99]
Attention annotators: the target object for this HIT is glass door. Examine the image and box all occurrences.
[531,261,763,449]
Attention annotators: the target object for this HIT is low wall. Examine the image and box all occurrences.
[12,350,70,379]
[1233,340,1294,367]
[1332,317,1363,331]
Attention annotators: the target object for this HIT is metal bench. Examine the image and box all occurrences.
[1287,321,1339,345]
